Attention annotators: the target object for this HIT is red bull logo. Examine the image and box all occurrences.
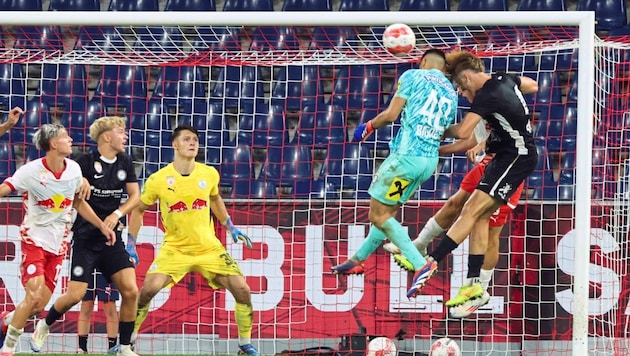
[168,201,188,213]
[35,194,73,213]
[191,198,208,210]
[167,199,208,213]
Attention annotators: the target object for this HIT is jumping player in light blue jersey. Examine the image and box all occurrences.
[331,49,458,299]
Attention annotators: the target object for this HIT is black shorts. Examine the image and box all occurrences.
[70,231,135,284]
[478,152,537,203]
[82,271,120,302]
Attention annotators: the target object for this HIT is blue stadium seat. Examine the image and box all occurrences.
[338,0,388,11]
[93,65,147,117]
[207,103,229,147]
[399,0,449,11]
[192,26,241,52]
[164,0,215,10]
[143,147,160,178]
[517,0,565,11]
[249,26,300,52]
[67,99,102,145]
[11,99,51,146]
[249,180,277,198]
[458,0,506,10]
[526,145,555,195]
[534,71,563,106]
[221,145,253,183]
[577,0,627,31]
[49,0,99,10]
[539,50,576,70]
[303,179,339,199]
[223,0,273,11]
[297,106,346,147]
[108,0,159,11]
[3,0,42,10]
[332,65,383,110]
[271,65,325,112]
[545,106,576,152]
[133,26,184,58]
[309,26,357,50]
[13,26,64,53]
[153,66,206,106]
[205,146,221,168]
[0,63,26,116]
[37,64,88,111]
[263,145,312,184]
[340,143,372,196]
[74,26,126,53]
[239,105,286,147]
[417,175,437,200]
[282,0,331,10]
[0,143,15,181]
[211,65,264,109]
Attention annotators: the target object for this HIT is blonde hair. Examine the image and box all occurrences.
[33,124,66,151]
[89,116,127,143]
[445,50,485,78]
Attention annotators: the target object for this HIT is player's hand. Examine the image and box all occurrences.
[353,120,374,142]
[104,212,120,230]
[100,225,116,246]
[223,217,253,249]
[126,234,139,266]
[77,178,92,200]
[5,107,23,129]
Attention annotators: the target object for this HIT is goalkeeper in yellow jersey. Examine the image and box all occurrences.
[127,125,258,355]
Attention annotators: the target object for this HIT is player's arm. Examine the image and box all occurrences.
[443,111,483,140]
[354,97,405,142]
[0,183,14,198]
[0,107,23,137]
[102,182,140,231]
[74,197,116,246]
[210,193,253,249]
[439,134,478,156]
[519,75,538,94]
[125,199,148,266]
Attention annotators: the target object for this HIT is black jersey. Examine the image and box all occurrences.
[470,73,536,156]
[72,151,137,242]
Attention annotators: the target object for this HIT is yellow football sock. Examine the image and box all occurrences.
[235,302,253,345]
[134,304,150,334]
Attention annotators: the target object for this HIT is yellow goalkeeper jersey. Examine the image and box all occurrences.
[140,162,224,252]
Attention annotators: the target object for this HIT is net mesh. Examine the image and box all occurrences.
[0,21,627,355]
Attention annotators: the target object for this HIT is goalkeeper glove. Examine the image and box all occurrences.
[223,217,253,249]
[126,234,139,266]
[354,120,374,142]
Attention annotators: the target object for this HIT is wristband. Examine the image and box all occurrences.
[113,209,123,218]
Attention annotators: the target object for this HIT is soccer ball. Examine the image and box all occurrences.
[382,23,416,56]
[367,337,397,356]
[429,338,461,356]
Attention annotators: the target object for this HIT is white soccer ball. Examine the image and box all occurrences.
[429,337,461,356]
[382,23,416,56]
[367,337,397,356]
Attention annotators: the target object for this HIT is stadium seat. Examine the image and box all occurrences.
[211,65,264,109]
[221,145,253,183]
[303,179,339,199]
[192,26,242,52]
[249,180,277,198]
[49,0,99,10]
[331,65,383,110]
[271,65,325,112]
[3,0,42,10]
[338,0,388,11]
[417,175,437,200]
[37,64,88,111]
[0,143,15,181]
[223,0,273,11]
[577,0,627,31]
[399,0,449,11]
[13,26,64,53]
[545,106,576,152]
[0,63,26,116]
[517,0,565,11]
[239,105,286,147]
[164,0,215,10]
[525,145,555,195]
[93,65,148,117]
[340,143,373,197]
[297,105,346,147]
[11,99,51,146]
[309,26,357,50]
[207,103,229,147]
[67,99,102,145]
[263,145,312,184]
[108,0,159,11]
[534,71,563,106]
[457,0,507,10]
[74,26,126,53]
[249,26,300,52]
[153,66,206,106]
[282,0,331,11]
[133,26,184,59]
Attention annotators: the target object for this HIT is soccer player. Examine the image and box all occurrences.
[0,123,116,356]
[412,50,539,307]
[128,125,259,355]
[77,270,120,354]
[28,116,140,356]
[330,49,459,299]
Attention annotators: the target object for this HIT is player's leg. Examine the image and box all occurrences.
[3,243,57,354]
[101,240,137,355]
[77,272,97,354]
[102,299,120,354]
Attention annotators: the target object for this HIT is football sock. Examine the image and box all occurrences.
[119,321,134,345]
[108,337,117,349]
[134,304,150,335]
[480,268,494,291]
[429,235,459,263]
[4,324,23,350]
[235,303,253,345]
[353,225,387,261]
[381,217,426,270]
[467,254,485,279]
[415,217,446,248]
[78,335,88,352]
[45,305,63,326]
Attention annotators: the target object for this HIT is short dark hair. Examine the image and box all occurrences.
[422,48,446,61]
[172,125,198,141]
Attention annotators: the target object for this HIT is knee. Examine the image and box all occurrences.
[232,284,252,305]
[119,284,139,302]
[138,289,156,307]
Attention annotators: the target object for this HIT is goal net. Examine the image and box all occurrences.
[0,10,624,356]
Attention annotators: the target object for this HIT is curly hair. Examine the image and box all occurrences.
[89,116,127,143]
[445,50,485,78]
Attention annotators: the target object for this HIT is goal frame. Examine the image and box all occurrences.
[0,10,596,355]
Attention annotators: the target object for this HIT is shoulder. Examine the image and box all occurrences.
[66,159,82,172]
[75,151,94,165]
[116,153,134,165]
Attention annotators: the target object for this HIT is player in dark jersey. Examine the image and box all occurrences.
[30,116,140,356]
[412,50,539,307]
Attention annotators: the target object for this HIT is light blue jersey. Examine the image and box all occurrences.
[390,68,458,157]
